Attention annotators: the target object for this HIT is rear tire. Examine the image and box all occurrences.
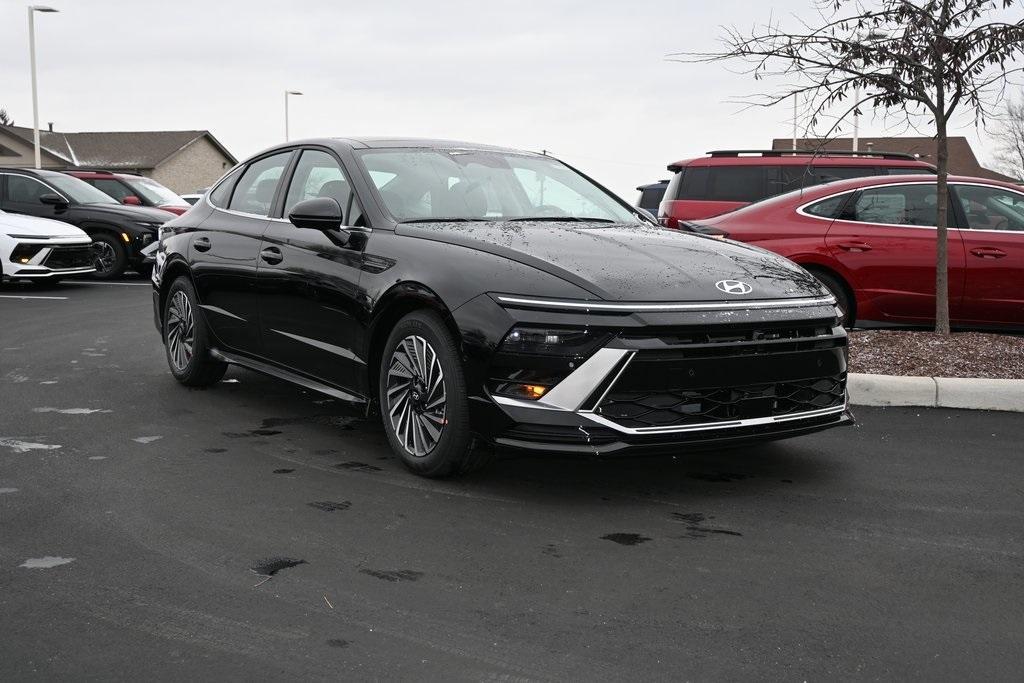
[163,276,227,387]
[91,233,127,279]
[811,270,854,327]
[378,310,488,478]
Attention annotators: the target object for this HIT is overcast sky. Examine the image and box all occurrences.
[0,0,1017,197]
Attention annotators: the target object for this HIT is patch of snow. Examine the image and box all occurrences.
[0,438,62,453]
[33,408,112,415]
[20,556,75,569]
[132,436,163,444]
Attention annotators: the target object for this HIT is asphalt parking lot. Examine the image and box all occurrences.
[2,278,1023,680]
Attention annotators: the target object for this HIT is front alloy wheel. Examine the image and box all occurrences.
[386,335,447,457]
[379,311,486,477]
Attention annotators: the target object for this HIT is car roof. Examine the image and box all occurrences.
[63,169,139,179]
[272,137,541,156]
[0,167,64,177]
[668,151,933,171]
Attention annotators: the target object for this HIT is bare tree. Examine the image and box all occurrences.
[992,97,1024,179]
[0,108,13,126]
[674,0,1024,335]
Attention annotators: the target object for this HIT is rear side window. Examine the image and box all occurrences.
[672,166,766,203]
[804,192,854,218]
[228,152,292,216]
[208,167,243,208]
[884,167,935,175]
[637,186,665,213]
[90,178,133,202]
[847,185,944,227]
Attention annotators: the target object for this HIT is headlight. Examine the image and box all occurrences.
[499,327,600,356]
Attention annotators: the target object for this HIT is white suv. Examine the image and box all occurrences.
[0,209,94,283]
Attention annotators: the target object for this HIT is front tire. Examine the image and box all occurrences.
[163,276,227,387]
[91,233,127,279]
[379,311,486,478]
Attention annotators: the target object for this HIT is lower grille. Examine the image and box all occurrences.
[598,373,846,430]
[43,245,94,270]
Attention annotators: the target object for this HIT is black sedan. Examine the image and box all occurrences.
[152,138,852,477]
[0,167,174,278]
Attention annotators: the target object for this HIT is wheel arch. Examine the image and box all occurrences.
[365,282,461,401]
[798,261,857,324]
[157,257,198,326]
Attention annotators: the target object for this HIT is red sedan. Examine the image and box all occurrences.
[692,175,1024,329]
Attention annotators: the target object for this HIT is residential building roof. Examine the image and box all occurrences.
[0,125,236,169]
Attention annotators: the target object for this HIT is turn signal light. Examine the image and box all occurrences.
[524,384,547,398]
[121,232,131,243]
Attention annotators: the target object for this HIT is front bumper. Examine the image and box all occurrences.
[460,293,852,455]
[4,238,95,279]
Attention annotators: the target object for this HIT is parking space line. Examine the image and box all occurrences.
[73,281,151,287]
[0,294,68,300]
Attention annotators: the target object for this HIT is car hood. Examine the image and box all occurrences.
[77,203,177,223]
[0,211,87,238]
[395,221,828,302]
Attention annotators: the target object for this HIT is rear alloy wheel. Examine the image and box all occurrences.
[91,233,127,279]
[163,276,227,386]
[379,311,487,477]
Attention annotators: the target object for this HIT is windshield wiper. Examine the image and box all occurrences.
[398,217,491,224]
[506,216,616,223]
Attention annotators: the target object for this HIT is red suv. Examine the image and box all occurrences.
[658,150,935,226]
[691,174,1024,329]
[63,170,191,215]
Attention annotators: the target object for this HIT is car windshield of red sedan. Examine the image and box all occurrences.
[358,149,638,224]
[126,177,188,206]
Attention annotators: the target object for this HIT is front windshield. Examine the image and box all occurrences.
[358,149,638,224]
[126,177,188,206]
[44,174,118,204]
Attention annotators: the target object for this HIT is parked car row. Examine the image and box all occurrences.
[0,167,183,280]
[635,149,1022,329]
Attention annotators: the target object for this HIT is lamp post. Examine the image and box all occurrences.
[28,5,59,169]
[284,90,302,141]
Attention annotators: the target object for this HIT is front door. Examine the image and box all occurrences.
[824,183,966,324]
[257,148,366,393]
[952,183,1024,326]
[189,151,293,357]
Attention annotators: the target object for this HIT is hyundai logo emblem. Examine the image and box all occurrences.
[715,279,753,295]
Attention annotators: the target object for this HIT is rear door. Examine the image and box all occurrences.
[824,183,966,323]
[951,183,1024,326]
[257,148,367,392]
[189,152,293,357]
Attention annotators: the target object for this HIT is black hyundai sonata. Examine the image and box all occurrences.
[152,138,852,477]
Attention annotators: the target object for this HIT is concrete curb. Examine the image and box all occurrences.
[848,373,1024,413]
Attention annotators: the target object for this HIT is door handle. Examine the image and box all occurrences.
[193,236,211,252]
[970,247,1006,259]
[260,246,283,265]
[836,241,872,252]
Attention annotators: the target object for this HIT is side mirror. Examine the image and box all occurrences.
[122,195,142,206]
[39,193,68,207]
[288,197,343,232]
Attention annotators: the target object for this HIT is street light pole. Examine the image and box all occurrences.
[284,90,302,141]
[27,5,59,169]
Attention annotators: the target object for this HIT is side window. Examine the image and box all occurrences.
[283,149,353,219]
[849,185,941,227]
[705,167,766,202]
[7,175,53,203]
[674,167,707,200]
[228,152,291,216]
[954,184,1024,232]
[805,192,854,219]
[91,179,132,202]
[208,167,242,208]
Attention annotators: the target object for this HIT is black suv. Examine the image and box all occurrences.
[0,167,175,278]
[153,138,851,477]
